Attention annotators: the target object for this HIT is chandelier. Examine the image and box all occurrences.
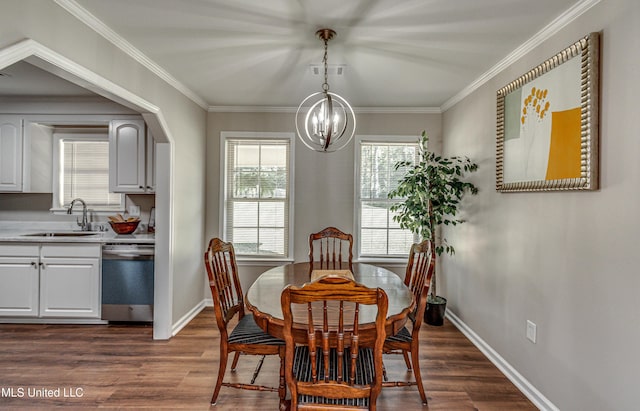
[295,29,356,152]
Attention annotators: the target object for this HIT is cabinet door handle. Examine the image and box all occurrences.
[39,262,45,269]
[31,261,38,269]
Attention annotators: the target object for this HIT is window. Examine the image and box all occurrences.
[53,132,123,211]
[222,132,294,260]
[356,136,419,259]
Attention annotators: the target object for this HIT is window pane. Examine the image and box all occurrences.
[259,202,284,227]
[389,229,415,254]
[361,229,388,255]
[261,145,286,168]
[60,138,122,209]
[236,145,260,167]
[225,138,290,257]
[358,140,418,257]
[258,228,285,255]
[361,201,388,228]
[232,202,258,227]
[233,228,258,254]
[234,172,259,198]
[259,171,287,198]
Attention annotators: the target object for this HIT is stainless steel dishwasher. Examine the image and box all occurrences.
[101,243,154,322]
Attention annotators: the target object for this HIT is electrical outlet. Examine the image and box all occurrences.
[526,320,537,343]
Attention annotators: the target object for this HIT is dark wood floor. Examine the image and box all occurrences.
[0,308,536,410]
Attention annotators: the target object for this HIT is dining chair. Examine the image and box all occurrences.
[382,239,435,405]
[309,226,353,269]
[281,276,388,410]
[204,238,284,405]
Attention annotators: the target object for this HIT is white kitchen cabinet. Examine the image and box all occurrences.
[0,243,101,320]
[0,115,23,192]
[39,244,101,318]
[109,119,154,193]
[0,245,40,316]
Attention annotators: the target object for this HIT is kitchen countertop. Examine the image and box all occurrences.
[0,222,155,244]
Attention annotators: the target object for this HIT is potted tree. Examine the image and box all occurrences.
[388,131,478,326]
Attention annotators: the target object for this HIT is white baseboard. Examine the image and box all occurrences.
[172,300,206,336]
[445,310,558,411]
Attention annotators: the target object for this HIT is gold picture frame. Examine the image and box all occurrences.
[496,32,599,192]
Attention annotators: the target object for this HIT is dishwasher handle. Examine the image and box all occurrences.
[102,244,155,260]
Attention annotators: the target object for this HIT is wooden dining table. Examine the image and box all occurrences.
[246,262,415,342]
[246,262,415,409]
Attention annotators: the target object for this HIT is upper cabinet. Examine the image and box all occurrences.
[0,115,23,192]
[109,119,155,193]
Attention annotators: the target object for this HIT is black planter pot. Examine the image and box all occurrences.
[425,296,447,326]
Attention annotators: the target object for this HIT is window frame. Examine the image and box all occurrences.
[220,131,295,263]
[51,132,124,214]
[354,134,420,263]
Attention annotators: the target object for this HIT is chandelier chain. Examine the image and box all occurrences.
[322,37,329,92]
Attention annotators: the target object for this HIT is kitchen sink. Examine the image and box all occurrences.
[22,232,100,237]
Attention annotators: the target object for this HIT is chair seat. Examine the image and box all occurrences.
[384,326,412,344]
[292,346,375,407]
[228,314,284,345]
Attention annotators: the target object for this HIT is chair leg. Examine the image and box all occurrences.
[402,350,412,371]
[250,355,266,384]
[278,348,287,410]
[211,344,229,405]
[410,346,427,405]
[230,351,241,371]
[382,360,388,382]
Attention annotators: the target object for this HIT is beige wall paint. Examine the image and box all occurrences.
[0,1,207,338]
[441,0,640,409]
[206,111,441,290]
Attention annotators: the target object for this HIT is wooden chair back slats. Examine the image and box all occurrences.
[282,276,388,410]
[204,237,284,405]
[309,227,354,269]
[381,239,435,405]
[404,240,435,326]
[204,238,244,329]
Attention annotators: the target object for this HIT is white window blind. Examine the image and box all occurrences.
[224,137,291,258]
[55,135,122,210]
[357,139,418,257]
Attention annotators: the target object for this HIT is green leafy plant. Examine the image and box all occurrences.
[388,131,478,300]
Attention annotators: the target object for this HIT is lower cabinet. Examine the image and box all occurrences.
[0,243,101,320]
[0,245,40,316]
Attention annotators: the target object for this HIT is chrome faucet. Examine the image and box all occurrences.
[67,198,89,231]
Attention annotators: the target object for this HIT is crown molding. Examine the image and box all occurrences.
[208,106,296,113]
[54,0,208,110]
[208,105,440,114]
[440,0,601,112]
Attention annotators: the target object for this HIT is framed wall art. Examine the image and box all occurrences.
[496,32,599,192]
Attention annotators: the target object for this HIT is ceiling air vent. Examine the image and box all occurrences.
[309,64,346,76]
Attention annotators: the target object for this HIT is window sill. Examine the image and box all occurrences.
[356,257,409,267]
[236,257,295,266]
[50,208,126,216]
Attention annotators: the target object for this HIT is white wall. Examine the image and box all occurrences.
[441,0,640,409]
[206,111,441,290]
[0,1,207,338]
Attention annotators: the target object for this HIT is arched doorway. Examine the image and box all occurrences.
[0,39,173,339]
